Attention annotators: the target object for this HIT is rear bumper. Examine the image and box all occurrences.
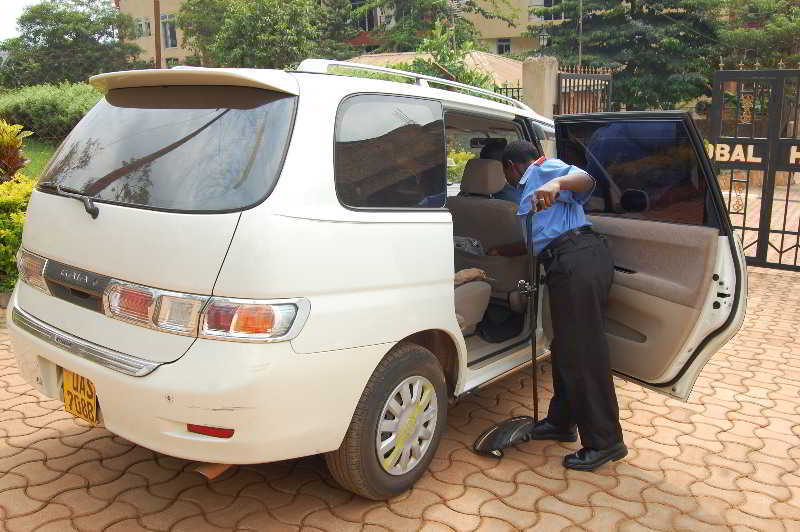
[6,293,388,464]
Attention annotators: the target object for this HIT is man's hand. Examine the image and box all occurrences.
[532,171,595,210]
[535,180,561,209]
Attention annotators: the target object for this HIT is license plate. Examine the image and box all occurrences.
[63,369,98,425]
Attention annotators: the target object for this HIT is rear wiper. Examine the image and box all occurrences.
[39,182,100,219]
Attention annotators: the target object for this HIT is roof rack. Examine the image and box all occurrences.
[297,58,532,112]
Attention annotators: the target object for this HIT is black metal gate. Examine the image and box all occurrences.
[555,67,612,115]
[494,84,522,100]
[710,70,800,270]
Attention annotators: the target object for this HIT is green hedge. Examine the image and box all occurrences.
[0,175,35,291]
[0,83,102,141]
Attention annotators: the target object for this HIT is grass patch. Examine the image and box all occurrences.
[24,137,57,178]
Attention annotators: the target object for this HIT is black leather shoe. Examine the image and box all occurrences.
[563,442,628,471]
[528,419,578,442]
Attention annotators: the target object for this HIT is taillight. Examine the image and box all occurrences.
[105,282,155,324]
[154,294,206,335]
[101,279,308,342]
[200,298,307,342]
[103,281,207,336]
[15,252,308,343]
[16,249,50,295]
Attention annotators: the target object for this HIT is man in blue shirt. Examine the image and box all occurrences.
[500,140,626,471]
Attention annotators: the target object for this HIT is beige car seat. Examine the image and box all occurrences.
[448,159,529,302]
[454,280,492,336]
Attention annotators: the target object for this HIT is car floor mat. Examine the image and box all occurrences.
[477,302,525,343]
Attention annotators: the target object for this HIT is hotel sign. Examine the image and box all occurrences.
[706,142,800,169]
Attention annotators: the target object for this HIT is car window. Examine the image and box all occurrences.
[557,119,707,225]
[444,112,522,186]
[40,86,296,213]
[334,94,446,209]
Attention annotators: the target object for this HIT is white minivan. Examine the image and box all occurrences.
[8,59,747,500]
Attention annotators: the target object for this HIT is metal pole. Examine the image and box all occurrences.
[577,0,583,69]
[153,0,162,69]
[526,212,540,423]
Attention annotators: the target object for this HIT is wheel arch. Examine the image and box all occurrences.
[397,329,463,397]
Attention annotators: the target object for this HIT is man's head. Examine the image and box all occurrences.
[502,140,540,185]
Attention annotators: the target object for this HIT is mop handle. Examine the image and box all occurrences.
[525,208,541,423]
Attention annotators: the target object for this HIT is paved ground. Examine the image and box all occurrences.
[0,267,799,531]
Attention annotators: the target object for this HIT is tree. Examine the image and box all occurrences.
[179,0,355,65]
[0,0,141,87]
[209,0,319,69]
[316,0,361,60]
[177,0,228,66]
[719,0,800,68]
[532,0,723,109]
[356,0,515,52]
[392,20,494,88]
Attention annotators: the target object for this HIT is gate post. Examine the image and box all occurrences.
[522,56,559,118]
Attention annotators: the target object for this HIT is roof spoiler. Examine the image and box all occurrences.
[89,67,300,95]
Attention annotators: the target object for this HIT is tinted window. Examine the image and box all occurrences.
[40,86,296,212]
[558,120,707,225]
[335,94,446,208]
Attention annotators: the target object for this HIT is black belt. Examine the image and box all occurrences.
[539,225,594,262]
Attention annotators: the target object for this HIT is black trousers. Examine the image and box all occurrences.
[541,232,623,450]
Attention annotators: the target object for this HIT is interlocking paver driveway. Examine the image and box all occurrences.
[1,266,799,531]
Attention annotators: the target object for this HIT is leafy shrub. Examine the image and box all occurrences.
[0,82,102,141]
[0,120,32,181]
[0,174,35,291]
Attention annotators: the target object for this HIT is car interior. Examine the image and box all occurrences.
[447,112,733,384]
[445,113,533,366]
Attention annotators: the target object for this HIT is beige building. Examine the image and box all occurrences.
[461,0,551,56]
[117,0,191,67]
[116,0,550,66]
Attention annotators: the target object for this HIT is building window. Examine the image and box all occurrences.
[351,0,377,31]
[497,38,511,55]
[334,94,446,209]
[161,13,178,48]
[542,0,565,21]
[135,17,151,38]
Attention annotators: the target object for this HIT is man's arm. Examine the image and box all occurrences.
[535,171,595,209]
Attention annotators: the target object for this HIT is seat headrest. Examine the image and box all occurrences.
[460,159,507,195]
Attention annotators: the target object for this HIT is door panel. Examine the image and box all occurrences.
[595,217,718,308]
[590,216,718,381]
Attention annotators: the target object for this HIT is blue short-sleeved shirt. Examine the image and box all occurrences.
[517,158,594,253]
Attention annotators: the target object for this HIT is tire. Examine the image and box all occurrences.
[325,342,448,500]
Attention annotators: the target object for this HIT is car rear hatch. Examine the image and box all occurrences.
[16,68,299,364]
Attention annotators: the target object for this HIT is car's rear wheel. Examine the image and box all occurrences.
[325,342,447,500]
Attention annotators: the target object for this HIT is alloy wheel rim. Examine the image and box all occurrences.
[376,375,438,476]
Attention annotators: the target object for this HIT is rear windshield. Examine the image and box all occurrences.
[39,85,297,212]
